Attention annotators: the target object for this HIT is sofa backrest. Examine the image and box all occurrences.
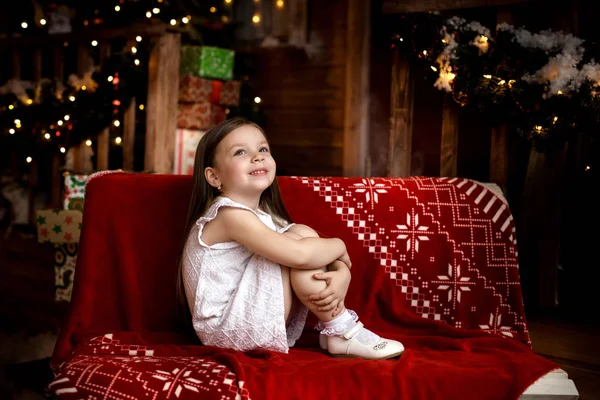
[52,173,530,365]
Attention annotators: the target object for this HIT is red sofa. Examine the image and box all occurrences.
[48,173,558,400]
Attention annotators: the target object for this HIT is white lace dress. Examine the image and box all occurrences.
[182,196,308,353]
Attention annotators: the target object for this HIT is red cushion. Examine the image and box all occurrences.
[49,174,557,400]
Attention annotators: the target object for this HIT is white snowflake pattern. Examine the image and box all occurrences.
[353,179,389,208]
[432,264,476,306]
[391,210,434,258]
[479,308,514,337]
[152,368,204,398]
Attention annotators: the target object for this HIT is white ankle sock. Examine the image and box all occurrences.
[317,309,381,345]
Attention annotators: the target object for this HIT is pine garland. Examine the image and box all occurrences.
[392,13,600,149]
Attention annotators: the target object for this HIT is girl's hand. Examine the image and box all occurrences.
[309,265,351,317]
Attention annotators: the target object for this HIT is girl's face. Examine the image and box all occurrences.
[205,125,276,198]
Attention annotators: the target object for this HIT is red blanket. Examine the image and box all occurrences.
[49,174,557,399]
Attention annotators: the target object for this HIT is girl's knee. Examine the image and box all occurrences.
[288,224,319,238]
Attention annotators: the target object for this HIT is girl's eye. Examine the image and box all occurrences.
[259,147,269,152]
[234,149,245,156]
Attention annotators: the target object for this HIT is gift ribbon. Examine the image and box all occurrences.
[211,80,225,124]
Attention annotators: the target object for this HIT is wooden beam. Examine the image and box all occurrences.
[388,51,414,177]
[53,47,64,81]
[145,33,181,173]
[0,24,174,48]
[123,98,136,171]
[383,0,530,13]
[96,42,111,171]
[344,0,371,176]
[11,51,20,79]
[489,8,513,194]
[440,95,459,177]
[288,0,308,46]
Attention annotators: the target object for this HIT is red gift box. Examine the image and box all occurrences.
[177,102,224,130]
[179,75,213,103]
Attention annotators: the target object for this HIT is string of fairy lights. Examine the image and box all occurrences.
[2,0,282,167]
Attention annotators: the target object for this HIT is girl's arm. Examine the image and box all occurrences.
[219,207,346,270]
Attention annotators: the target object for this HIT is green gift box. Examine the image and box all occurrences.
[180,46,235,80]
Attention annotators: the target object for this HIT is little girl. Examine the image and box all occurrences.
[178,117,404,360]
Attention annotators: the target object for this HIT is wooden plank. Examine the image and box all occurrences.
[388,51,414,177]
[440,95,459,177]
[53,47,64,82]
[263,109,345,130]
[96,42,111,171]
[272,145,343,172]
[490,124,509,192]
[489,9,513,193]
[145,33,181,173]
[268,128,343,147]
[11,50,20,79]
[32,49,42,81]
[288,0,308,46]
[71,44,91,173]
[123,97,136,171]
[383,0,530,13]
[259,88,344,109]
[255,65,346,90]
[28,48,43,224]
[344,0,371,176]
[51,155,61,208]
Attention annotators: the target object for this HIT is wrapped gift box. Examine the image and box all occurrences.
[36,209,83,244]
[63,173,88,210]
[180,46,234,81]
[175,129,206,175]
[54,243,78,302]
[220,80,242,106]
[179,75,214,103]
[177,102,224,130]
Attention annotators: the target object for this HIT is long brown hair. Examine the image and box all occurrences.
[176,117,292,328]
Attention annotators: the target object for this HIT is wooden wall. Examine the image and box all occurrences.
[252,0,347,176]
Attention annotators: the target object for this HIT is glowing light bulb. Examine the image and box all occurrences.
[60,147,66,153]
[114,120,121,127]
[9,129,15,134]
[40,19,46,25]
[136,36,142,42]
[21,22,28,29]
[252,14,260,23]
[115,5,120,11]
[254,96,261,103]
[86,139,92,146]
[115,137,122,144]
[26,157,32,163]
[45,133,51,140]
[91,40,98,46]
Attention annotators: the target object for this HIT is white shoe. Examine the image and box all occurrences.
[321,322,404,360]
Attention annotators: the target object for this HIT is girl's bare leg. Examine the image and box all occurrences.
[281,225,341,323]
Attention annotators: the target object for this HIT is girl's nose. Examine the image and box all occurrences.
[253,153,264,162]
